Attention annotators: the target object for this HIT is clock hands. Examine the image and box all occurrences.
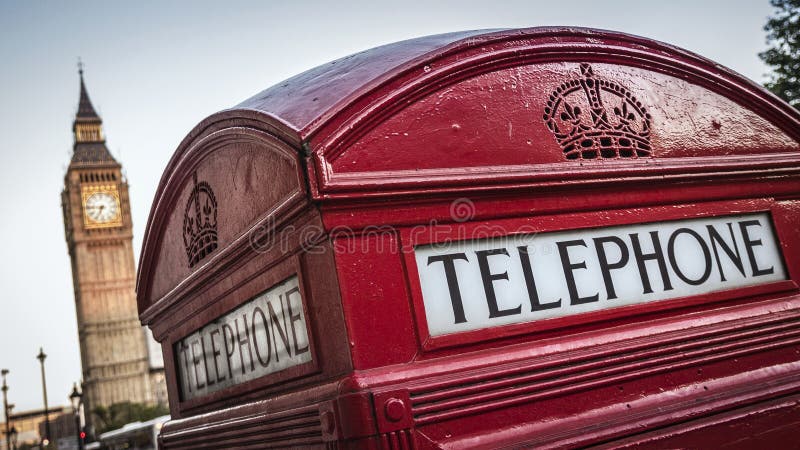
[84,192,119,225]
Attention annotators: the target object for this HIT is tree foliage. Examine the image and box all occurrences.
[92,401,169,434]
[760,0,800,108]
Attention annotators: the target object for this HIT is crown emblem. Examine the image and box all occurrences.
[544,63,652,160]
[183,172,218,268]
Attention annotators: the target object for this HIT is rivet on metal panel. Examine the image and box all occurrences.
[321,410,336,434]
[373,390,413,434]
[319,401,340,442]
[384,398,406,422]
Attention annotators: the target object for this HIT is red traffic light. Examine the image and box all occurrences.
[79,431,86,439]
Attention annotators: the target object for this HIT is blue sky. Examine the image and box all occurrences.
[0,0,777,412]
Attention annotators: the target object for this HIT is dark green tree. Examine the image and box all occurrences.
[760,0,800,108]
[92,401,169,434]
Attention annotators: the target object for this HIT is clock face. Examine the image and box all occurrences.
[84,191,120,224]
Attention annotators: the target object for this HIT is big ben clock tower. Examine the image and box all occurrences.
[61,68,164,421]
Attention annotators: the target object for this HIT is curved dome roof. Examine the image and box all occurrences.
[224,27,800,146]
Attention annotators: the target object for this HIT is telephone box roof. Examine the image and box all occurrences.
[235,29,495,136]
[216,27,800,145]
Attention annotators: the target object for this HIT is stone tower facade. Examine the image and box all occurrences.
[61,70,165,422]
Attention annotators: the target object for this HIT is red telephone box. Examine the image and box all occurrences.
[137,27,800,448]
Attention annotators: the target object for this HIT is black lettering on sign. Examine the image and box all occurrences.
[191,339,205,390]
[269,299,292,362]
[209,328,225,383]
[593,236,630,300]
[175,276,312,401]
[667,228,712,286]
[222,323,235,380]
[707,223,746,282]
[286,287,310,356]
[415,213,786,338]
[251,306,272,368]
[739,220,775,277]
[200,332,214,387]
[476,248,521,318]
[629,231,674,295]
[517,246,561,311]
[179,342,192,394]
[557,239,599,305]
[427,253,470,324]
[235,315,254,375]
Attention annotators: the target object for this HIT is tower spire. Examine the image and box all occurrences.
[69,60,116,165]
[73,60,105,145]
[76,59,100,121]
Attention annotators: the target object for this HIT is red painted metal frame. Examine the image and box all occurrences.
[400,199,798,351]
[136,27,800,449]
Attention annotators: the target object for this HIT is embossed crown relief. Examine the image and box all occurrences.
[544,63,652,160]
[183,172,218,268]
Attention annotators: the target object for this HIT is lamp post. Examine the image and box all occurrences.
[9,426,16,450]
[6,404,13,450]
[36,348,51,448]
[1,369,9,450]
[69,383,84,450]
[9,425,16,450]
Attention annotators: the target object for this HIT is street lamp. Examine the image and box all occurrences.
[6,405,14,450]
[36,348,51,448]
[69,383,84,450]
[1,369,9,450]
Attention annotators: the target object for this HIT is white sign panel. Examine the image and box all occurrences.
[415,213,786,337]
[176,276,311,401]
